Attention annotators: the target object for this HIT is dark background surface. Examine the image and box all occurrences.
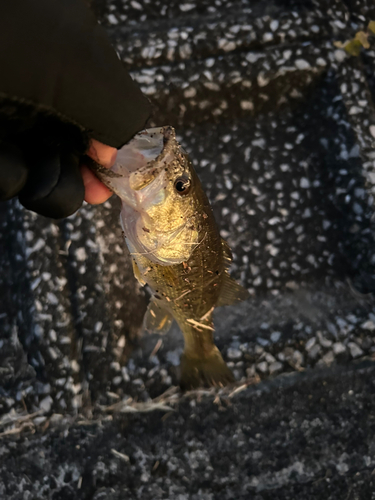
[1,0,375,498]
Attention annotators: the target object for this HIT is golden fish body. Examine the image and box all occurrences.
[89,126,248,389]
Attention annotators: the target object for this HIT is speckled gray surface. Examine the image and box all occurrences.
[1,0,375,498]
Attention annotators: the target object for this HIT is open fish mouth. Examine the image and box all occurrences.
[115,127,167,176]
[87,127,180,211]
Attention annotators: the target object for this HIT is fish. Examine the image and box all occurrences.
[86,126,249,389]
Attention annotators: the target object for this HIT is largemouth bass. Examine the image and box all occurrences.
[87,126,249,389]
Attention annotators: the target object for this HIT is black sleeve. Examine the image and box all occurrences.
[0,0,151,148]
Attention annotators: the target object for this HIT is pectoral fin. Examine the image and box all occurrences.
[132,259,146,286]
[143,298,174,335]
[217,272,250,307]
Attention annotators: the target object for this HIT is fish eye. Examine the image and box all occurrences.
[174,176,191,195]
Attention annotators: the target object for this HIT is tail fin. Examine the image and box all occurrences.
[179,346,234,390]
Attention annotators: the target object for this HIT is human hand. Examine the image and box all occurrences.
[0,0,150,219]
[0,120,115,218]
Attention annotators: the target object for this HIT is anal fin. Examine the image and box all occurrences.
[217,272,250,307]
[143,298,174,335]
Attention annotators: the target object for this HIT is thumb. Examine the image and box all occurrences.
[81,139,116,204]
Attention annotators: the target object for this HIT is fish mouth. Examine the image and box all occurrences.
[115,127,167,175]
[94,126,176,209]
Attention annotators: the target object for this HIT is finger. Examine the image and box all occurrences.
[19,147,60,201]
[20,149,84,218]
[83,139,117,204]
[80,163,112,204]
[0,144,28,200]
[87,139,117,167]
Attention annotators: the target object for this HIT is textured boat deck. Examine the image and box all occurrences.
[1,0,375,498]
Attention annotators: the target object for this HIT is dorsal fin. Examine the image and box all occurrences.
[217,272,250,307]
[143,298,174,335]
